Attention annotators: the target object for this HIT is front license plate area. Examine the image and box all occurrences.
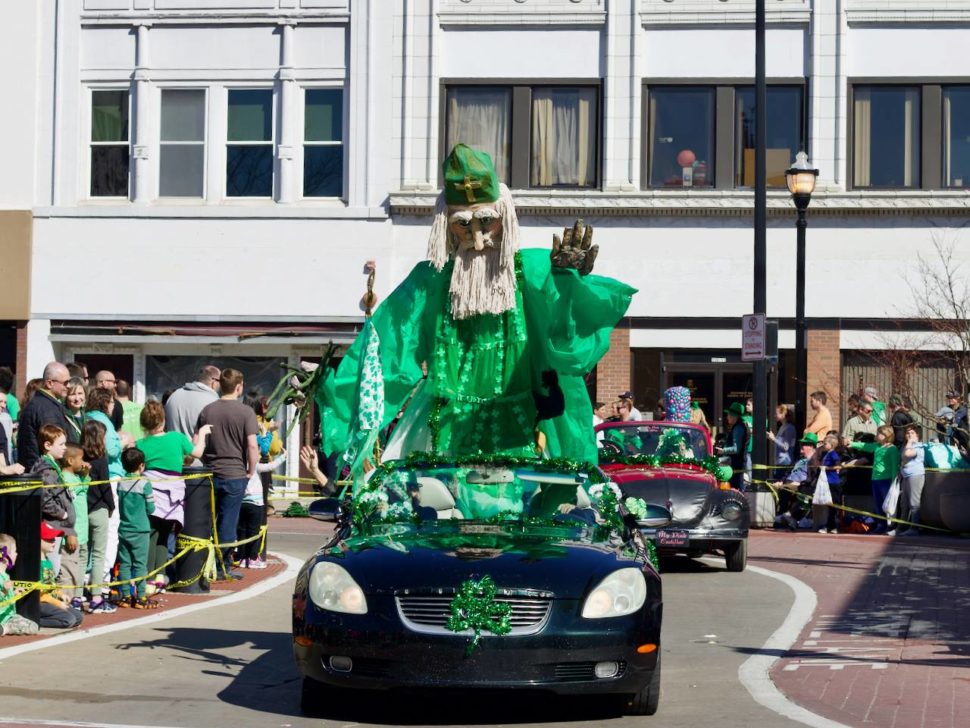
[657,529,690,547]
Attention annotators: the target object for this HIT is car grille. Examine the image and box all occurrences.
[554,661,627,682]
[396,594,552,636]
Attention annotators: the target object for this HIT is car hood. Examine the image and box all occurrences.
[606,466,722,529]
[315,525,647,599]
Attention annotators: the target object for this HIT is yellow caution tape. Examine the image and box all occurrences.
[747,478,961,534]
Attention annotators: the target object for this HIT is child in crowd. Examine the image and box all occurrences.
[116,448,156,609]
[237,450,286,569]
[59,444,90,608]
[814,434,843,534]
[29,425,76,578]
[38,522,84,629]
[82,419,116,613]
[850,424,900,534]
[0,533,40,636]
[136,400,210,593]
[898,424,925,537]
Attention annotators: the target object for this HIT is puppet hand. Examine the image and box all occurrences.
[551,219,598,276]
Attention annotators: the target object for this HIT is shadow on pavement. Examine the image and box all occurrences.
[116,626,629,723]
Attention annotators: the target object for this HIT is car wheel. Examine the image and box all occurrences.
[624,653,661,715]
[724,540,747,572]
[300,676,330,717]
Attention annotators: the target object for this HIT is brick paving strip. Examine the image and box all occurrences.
[749,530,970,728]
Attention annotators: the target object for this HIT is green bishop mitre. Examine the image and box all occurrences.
[443,143,500,205]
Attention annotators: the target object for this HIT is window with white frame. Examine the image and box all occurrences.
[444,83,599,189]
[852,86,921,189]
[159,89,206,198]
[943,86,970,188]
[226,89,274,198]
[90,90,130,197]
[303,88,344,198]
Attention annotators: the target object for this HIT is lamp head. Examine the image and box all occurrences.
[785,151,819,197]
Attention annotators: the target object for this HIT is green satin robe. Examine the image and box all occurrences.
[318,249,635,465]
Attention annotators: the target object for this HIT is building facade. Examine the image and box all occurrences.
[3,0,970,461]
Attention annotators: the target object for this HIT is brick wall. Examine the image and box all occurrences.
[15,322,27,395]
[806,329,841,429]
[596,326,631,404]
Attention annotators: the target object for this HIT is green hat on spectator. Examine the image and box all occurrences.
[724,402,745,417]
[798,432,819,446]
[442,144,500,206]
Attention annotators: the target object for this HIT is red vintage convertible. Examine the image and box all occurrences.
[596,421,750,572]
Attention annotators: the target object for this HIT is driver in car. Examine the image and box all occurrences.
[528,483,597,525]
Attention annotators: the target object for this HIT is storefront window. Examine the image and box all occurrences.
[146,356,286,403]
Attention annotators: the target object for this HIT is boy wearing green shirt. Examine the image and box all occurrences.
[116,448,155,607]
[60,444,90,605]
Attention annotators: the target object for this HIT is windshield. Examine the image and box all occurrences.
[355,459,615,531]
[598,423,708,460]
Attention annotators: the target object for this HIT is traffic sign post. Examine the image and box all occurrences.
[741,313,766,362]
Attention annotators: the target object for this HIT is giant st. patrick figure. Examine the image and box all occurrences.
[318,144,635,466]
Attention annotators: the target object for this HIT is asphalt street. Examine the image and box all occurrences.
[0,528,806,728]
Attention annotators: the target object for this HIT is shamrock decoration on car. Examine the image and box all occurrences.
[446,575,512,656]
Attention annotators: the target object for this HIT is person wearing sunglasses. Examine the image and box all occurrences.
[16,361,78,468]
[842,399,878,448]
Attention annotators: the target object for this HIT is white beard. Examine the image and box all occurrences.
[448,246,517,320]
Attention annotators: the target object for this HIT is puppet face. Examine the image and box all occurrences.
[448,203,503,254]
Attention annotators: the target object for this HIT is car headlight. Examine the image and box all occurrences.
[308,562,368,614]
[582,568,647,619]
[721,501,744,521]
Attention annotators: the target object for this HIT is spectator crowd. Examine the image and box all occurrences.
[1,361,330,637]
[594,383,967,537]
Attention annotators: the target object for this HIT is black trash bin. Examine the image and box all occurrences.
[172,468,213,594]
[0,475,43,623]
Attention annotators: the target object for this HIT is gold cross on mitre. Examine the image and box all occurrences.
[453,175,482,203]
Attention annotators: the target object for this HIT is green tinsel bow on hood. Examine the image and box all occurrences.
[446,575,512,655]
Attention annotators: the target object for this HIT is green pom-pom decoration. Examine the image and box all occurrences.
[716,464,733,483]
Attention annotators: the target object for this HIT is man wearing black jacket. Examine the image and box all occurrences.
[16,361,76,468]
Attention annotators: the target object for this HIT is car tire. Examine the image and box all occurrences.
[300,676,330,717]
[624,653,661,715]
[724,540,747,572]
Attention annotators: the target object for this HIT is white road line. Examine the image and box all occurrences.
[0,719,182,728]
[737,564,854,728]
[0,553,302,663]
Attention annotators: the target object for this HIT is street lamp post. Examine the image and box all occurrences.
[786,151,819,429]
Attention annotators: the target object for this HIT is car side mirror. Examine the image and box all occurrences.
[637,504,672,529]
[308,497,343,523]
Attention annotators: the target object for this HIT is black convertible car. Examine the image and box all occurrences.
[292,455,668,716]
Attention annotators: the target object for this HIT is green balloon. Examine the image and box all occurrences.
[716,465,734,483]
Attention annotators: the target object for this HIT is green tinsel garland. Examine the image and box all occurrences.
[600,453,727,481]
[428,397,446,452]
[645,539,660,571]
[446,575,513,656]
[369,451,604,488]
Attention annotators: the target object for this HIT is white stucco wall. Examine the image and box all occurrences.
[642,27,806,79]
[0,1,39,209]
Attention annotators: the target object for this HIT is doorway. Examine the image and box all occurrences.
[666,362,777,441]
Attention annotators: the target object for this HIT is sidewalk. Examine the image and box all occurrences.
[749,530,970,728]
[0,556,287,649]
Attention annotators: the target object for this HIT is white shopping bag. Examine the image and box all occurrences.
[812,466,833,506]
[882,476,901,516]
